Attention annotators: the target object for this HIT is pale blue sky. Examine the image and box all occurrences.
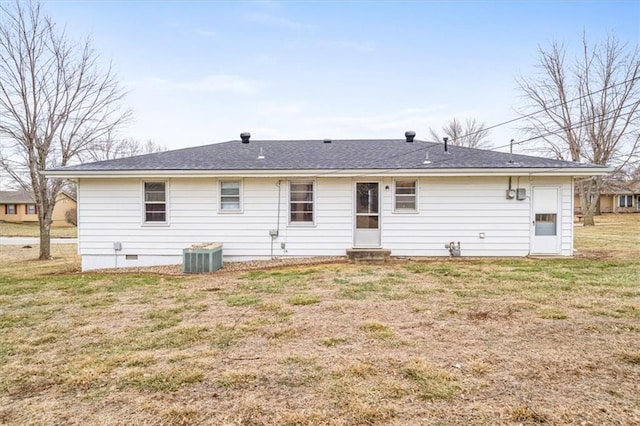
[43,0,640,151]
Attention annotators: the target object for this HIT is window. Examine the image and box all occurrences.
[535,213,557,236]
[220,181,241,212]
[637,196,640,211]
[26,204,36,215]
[5,204,16,215]
[144,181,167,223]
[394,180,417,211]
[289,181,314,224]
[619,195,633,208]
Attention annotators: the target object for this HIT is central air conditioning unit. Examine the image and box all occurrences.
[183,243,223,274]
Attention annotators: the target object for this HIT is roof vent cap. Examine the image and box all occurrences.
[240,132,251,143]
[323,138,332,144]
[405,131,416,142]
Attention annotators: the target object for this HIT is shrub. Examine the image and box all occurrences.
[65,207,77,226]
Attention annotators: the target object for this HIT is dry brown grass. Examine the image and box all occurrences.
[574,213,640,259]
[0,222,77,238]
[0,214,639,424]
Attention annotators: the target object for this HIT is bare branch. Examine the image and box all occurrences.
[0,0,131,259]
[517,34,640,226]
[428,117,491,148]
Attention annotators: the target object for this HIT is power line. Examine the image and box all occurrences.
[305,99,635,181]
[448,75,640,144]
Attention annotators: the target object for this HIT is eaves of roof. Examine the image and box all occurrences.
[46,167,610,179]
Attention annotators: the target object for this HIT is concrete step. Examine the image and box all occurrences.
[346,248,391,263]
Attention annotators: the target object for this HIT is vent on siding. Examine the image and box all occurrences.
[183,243,223,273]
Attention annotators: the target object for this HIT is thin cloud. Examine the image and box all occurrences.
[259,101,304,115]
[178,75,261,94]
[132,75,261,95]
[243,12,312,30]
[320,40,376,53]
[195,28,216,38]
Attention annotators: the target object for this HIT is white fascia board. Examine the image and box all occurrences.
[44,167,611,179]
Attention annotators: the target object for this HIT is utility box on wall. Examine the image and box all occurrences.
[183,243,223,274]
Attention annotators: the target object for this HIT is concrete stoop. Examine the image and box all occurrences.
[345,248,391,263]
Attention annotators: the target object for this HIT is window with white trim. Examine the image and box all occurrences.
[5,204,16,215]
[619,195,633,208]
[26,204,36,215]
[220,181,241,212]
[394,180,417,211]
[289,181,314,224]
[144,181,167,223]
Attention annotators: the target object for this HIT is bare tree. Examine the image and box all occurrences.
[428,117,491,148]
[85,137,166,162]
[0,0,131,259]
[517,35,640,226]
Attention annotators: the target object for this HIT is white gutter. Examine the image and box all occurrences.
[45,167,611,179]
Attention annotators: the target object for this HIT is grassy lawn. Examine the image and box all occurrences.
[0,215,639,424]
[0,222,77,238]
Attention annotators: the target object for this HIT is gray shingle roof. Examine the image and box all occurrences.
[0,191,35,204]
[49,139,603,172]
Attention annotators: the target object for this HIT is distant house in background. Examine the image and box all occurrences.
[574,181,640,214]
[0,191,77,227]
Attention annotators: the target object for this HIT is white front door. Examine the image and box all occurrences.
[354,182,381,247]
[531,186,561,254]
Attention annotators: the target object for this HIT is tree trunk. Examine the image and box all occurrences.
[39,219,51,260]
[578,179,602,227]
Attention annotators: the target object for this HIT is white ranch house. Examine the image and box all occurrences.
[47,132,608,271]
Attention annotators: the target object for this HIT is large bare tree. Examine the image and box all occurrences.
[517,35,640,226]
[428,117,491,148]
[0,0,131,258]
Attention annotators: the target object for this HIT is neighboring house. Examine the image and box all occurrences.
[574,181,640,214]
[46,132,608,271]
[0,190,77,227]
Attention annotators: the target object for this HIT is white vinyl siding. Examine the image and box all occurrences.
[76,175,575,270]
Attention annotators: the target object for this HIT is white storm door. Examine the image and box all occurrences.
[354,182,381,248]
[531,186,561,254]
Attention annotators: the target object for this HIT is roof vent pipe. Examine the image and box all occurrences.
[240,132,251,143]
[405,131,416,142]
[443,137,449,153]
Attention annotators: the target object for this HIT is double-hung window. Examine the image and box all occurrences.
[144,181,167,223]
[220,181,241,212]
[619,195,633,208]
[26,204,36,215]
[394,180,417,212]
[5,204,16,215]
[289,181,314,224]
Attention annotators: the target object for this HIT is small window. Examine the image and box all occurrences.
[5,204,16,215]
[394,180,417,211]
[619,195,633,208]
[535,213,557,236]
[26,204,36,215]
[289,181,314,224]
[220,181,241,212]
[144,181,167,223]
